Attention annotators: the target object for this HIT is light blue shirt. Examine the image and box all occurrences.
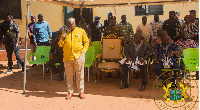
[33,21,52,43]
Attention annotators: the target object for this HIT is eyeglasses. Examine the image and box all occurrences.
[66,23,74,27]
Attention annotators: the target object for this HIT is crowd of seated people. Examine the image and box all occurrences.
[99,10,199,91]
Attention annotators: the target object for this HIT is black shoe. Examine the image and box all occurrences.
[4,69,13,74]
[120,82,129,89]
[140,84,146,91]
[21,67,24,73]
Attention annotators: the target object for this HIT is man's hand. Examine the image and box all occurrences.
[169,51,174,57]
[62,33,66,41]
[124,57,131,63]
[153,57,158,64]
[35,42,38,47]
[140,58,146,64]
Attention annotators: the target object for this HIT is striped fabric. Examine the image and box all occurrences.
[175,39,198,51]
[149,20,164,39]
[118,22,134,43]
[176,23,199,38]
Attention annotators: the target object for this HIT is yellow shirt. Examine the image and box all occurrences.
[58,27,89,62]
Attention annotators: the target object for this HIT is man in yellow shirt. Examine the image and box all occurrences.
[58,18,89,100]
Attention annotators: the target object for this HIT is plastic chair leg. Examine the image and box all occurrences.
[190,73,192,86]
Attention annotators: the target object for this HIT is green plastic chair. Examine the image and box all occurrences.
[84,47,95,82]
[27,46,51,79]
[91,45,101,62]
[182,48,199,72]
[182,48,199,85]
[91,41,101,46]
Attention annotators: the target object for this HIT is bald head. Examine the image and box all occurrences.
[161,30,168,37]
[161,35,170,46]
[157,28,163,37]
[134,32,142,44]
[66,17,76,31]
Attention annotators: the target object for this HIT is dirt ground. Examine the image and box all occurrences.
[0,61,199,110]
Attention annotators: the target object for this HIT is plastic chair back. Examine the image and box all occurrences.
[93,46,101,56]
[35,46,51,63]
[85,47,95,67]
[182,48,199,72]
[91,41,101,46]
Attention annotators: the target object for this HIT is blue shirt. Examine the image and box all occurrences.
[153,43,181,62]
[33,21,52,43]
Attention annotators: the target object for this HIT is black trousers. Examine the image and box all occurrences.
[37,41,50,46]
[154,61,181,84]
[47,57,64,78]
[5,44,24,70]
[122,64,148,84]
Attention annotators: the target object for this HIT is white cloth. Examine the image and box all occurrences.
[162,56,173,69]
[119,57,147,71]
[136,23,153,41]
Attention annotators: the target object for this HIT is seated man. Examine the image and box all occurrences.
[103,17,122,38]
[154,28,173,45]
[153,35,182,88]
[176,31,198,80]
[46,31,64,81]
[120,32,152,91]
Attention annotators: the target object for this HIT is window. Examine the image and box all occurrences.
[0,0,22,19]
[135,5,163,16]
